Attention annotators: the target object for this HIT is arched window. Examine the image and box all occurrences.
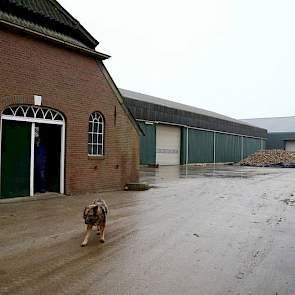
[88,112,104,155]
[2,105,64,122]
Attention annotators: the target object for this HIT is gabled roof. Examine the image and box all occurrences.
[242,117,295,133]
[0,0,109,59]
[121,88,267,138]
[120,88,255,127]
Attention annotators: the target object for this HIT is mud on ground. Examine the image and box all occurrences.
[1,166,295,295]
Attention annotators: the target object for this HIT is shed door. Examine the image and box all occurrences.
[285,140,295,151]
[156,125,180,165]
[1,120,31,198]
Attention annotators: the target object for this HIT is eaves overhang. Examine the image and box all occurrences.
[0,12,110,60]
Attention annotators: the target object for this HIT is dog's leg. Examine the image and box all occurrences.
[99,222,106,243]
[96,225,100,235]
[81,225,92,247]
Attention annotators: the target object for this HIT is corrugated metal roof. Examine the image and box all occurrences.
[242,117,295,133]
[120,88,255,127]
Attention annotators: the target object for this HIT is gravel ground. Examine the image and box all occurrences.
[1,165,295,295]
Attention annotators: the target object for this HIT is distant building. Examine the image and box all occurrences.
[242,117,295,151]
[121,89,267,166]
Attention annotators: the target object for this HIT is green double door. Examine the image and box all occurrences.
[1,120,31,198]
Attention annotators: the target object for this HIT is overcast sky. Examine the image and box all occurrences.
[59,0,295,119]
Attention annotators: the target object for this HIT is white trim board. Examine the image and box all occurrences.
[137,119,267,140]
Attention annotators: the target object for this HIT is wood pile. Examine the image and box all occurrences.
[240,150,295,167]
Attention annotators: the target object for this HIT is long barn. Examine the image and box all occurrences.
[121,89,267,166]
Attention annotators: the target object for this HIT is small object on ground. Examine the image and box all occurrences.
[282,198,295,206]
[240,150,295,167]
[124,182,150,191]
[81,199,108,247]
[235,272,245,280]
[193,233,200,237]
[148,164,159,168]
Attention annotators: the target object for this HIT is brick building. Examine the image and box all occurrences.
[0,0,140,198]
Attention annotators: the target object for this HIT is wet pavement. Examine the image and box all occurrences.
[1,165,295,294]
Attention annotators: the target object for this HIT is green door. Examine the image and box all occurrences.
[1,120,31,198]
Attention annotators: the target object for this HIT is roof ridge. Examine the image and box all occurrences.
[243,116,295,120]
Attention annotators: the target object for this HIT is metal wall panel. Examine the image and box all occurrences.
[138,122,156,165]
[267,132,295,149]
[138,122,265,165]
[180,127,187,165]
[261,139,266,150]
[243,137,261,158]
[215,133,241,163]
[188,129,214,163]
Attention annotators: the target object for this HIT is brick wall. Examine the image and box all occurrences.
[0,27,140,194]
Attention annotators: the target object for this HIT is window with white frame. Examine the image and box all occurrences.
[88,112,104,155]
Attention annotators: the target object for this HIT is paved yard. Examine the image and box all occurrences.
[1,166,295,295]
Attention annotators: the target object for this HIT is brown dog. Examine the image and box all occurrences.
[81,199,108,247]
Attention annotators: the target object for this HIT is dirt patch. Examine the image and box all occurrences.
[282,195,295,206]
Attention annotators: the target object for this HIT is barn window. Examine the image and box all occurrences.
[88,112,104,155]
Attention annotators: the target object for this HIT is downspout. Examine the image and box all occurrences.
[213,131,216,165]
[186,127,189,166]
[241,136,244,160]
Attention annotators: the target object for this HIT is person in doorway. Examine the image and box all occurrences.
[35,137,47,193]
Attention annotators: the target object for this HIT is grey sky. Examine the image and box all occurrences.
[59,0,295,119]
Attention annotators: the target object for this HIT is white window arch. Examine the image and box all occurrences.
[2,105,64,122]
[88,112,104,155]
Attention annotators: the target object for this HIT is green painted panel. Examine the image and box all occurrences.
[215,133,241,163]
[138,122,156,165]
[261,139,266,149]
[180,127,187,165]
[1,120,31,198]
[267,132,295,149]
[188,129,214,163]
[243,137,261,158]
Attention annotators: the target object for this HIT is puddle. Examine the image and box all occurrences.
[140,165,285,184]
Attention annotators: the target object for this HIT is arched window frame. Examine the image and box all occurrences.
[2,105,64,122]
[88,112,104,156]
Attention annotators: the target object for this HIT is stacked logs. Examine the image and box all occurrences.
[240,150,295,167]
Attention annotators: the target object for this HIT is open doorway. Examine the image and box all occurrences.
[34,124,61,193]
[1,105,65,198]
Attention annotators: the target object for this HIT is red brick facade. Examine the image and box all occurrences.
[0,27,139,194]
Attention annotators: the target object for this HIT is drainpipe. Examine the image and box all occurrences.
[213,131,216,165]
[241,136,244,160]
[186,127,189,166]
